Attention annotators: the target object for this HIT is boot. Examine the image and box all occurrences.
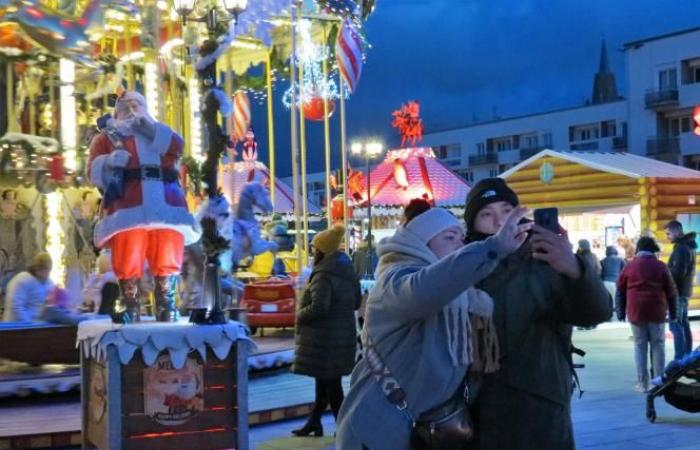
[291,414,323,437]
[154,275,180,322]
[112,278,140,324]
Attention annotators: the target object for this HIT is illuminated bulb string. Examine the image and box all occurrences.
[283,19,339,108]
[45,192,65,286]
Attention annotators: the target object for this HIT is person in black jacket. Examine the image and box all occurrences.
[601,246,625,313]
[291,224,361,437]
[665,220,696,359]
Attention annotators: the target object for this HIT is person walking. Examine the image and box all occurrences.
[600,245,625,311]
[291,225,361,437]
[577,239,601,276]
[335,199,531,450]
[463,178,611,450]
[665,220,696,359]
[616,236,678,392]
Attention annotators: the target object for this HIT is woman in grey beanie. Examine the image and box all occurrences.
[335,200,531,450]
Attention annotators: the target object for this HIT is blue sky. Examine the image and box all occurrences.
[248,0,700,177]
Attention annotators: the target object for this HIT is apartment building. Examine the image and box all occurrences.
[423,27,700,182]
[625,27,700,168]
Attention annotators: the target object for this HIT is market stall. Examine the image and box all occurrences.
[500,149,700,308]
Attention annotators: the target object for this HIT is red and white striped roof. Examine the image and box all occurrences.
[220,161,322,215]
[360,147,471,208]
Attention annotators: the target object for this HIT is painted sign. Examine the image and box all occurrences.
[144,354,204,426]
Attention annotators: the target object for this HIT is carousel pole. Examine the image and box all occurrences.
[125,22,134,90]
[100,36,108,116]
[297,4,309,266]
[321,23,332,229]
[6,62,16,132]
[48,62,56,138]
[339,77,349,248]
[266,49,276,206]
[289,2,303,274]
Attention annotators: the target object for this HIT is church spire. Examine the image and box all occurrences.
[599,39,610,74]
[592,39,618,104]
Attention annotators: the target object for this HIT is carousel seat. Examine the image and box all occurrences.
[240,278,296,330]
[0,322,79,365]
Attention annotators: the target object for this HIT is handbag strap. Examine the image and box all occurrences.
[363,334,415,422]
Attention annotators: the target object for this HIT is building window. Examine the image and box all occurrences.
[658,67,678,90]
[476,143,485,155]
[601,120,617,138]
[464,170,474,183]
[569,124,599,142]
[436,143,462,160]
[542,133,553,147]
[681,58,700,84]
[494,138,512,152]
[489,168,499,177]
[666,115,693,136]
[522,134,538,149]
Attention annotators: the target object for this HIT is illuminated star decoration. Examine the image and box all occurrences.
[283,19,339,108]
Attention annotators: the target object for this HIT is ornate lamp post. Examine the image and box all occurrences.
[351,140,383,278]
[175,0,247,324]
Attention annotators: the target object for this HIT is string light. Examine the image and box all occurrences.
[283,19,339,108]
[144,62,159,119]
[45,192,65,286]
[59,59,77,172]
[189,78,204,162]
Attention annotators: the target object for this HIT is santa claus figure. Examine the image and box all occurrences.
[87,91,200,323]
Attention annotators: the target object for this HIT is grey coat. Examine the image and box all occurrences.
[292,251,361,379]
[335,228,506,450]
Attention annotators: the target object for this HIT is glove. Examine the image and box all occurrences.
[616,312,626,322]
[107,150,130,168]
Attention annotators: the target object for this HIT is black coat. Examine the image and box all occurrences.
[292,251,361,379]
[668,233,697,297]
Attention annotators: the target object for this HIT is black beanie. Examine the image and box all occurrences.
[464,178,519,232]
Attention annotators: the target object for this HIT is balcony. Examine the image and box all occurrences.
[647,137,680,161]
[612,136,627,150]
[468,152,498,166]
[569,141,600,151]
[644,89,679,109]
[519,146,547,160]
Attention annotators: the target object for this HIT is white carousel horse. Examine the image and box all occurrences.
[231,182,279,268]
[197,182,278,273]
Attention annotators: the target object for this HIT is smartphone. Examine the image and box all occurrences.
[534,208,560,234]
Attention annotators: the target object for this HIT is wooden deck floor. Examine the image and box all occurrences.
[0,329,342,449]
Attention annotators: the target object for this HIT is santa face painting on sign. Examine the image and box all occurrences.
[87,91,201,323]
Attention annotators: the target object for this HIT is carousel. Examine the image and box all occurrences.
[0,0,378,448]
[349,101,472,242]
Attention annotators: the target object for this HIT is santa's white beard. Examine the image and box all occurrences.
[108,112,156,138]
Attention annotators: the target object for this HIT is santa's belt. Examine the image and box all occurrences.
[123,165,179,182]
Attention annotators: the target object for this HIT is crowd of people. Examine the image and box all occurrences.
[290,177,696,450]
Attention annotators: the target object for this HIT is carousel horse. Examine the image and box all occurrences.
[0,0,136,66]
[231,182,279,269]
[197,182,278,272]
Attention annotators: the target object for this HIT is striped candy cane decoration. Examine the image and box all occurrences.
[231,90,251,143]
[335,20,363,93]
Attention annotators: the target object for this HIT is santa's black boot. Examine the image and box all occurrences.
[112,278,141,324]
[154,275,180,322]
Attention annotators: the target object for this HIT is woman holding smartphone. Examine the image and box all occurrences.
[463,178,611,450]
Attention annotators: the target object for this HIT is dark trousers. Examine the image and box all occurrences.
[311,377,344,419]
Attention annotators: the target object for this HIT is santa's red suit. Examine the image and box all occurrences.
[87,92,200,322]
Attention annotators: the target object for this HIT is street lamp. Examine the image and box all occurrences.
[175,0,247,324]
[351,140,383,279]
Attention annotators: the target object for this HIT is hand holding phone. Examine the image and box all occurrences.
[533,208,559,234]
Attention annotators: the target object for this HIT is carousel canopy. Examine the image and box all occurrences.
[360,147,471,211]
[220,160,322,216]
